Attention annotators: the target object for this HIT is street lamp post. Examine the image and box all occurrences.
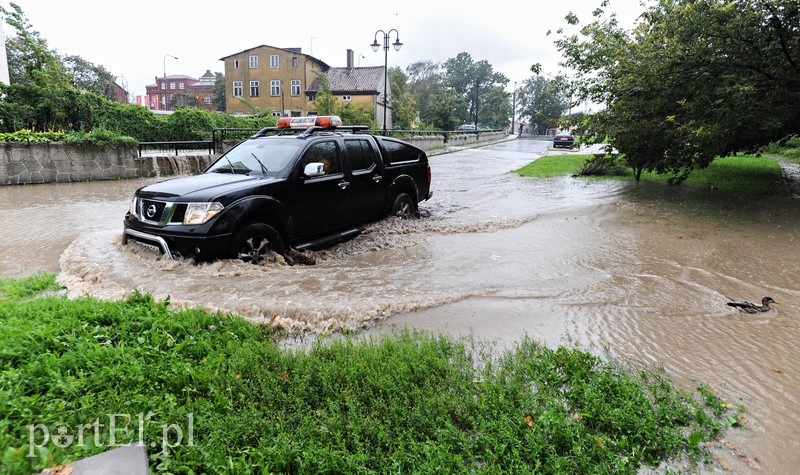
[163,54,177,111]
[371,29,402,135]
[511,81,517,135]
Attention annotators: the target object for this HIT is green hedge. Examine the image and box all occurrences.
[0,83,277,143]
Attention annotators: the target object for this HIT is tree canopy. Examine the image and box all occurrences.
[555,0,800,181]
[516,74,570,133]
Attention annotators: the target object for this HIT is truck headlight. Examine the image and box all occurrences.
[184,202,224,225]
[129,196,138,216]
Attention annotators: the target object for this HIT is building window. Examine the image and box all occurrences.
[160,83,165,90]
[234,59,240,69]
[292,57,298,69]
[249,55,258,68]
[170,82,176,90]
[308,94,316,102]
[270,80,281,97]
[233,81,243,97]
[342,95,352,101]
[250,80,260,97]
[204,96,212,104]
[291,80,301,96]
[271,111,282,117]
[270,55,279,68]
[179,82,185,90]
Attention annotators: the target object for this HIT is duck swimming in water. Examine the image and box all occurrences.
[727,297,778,314]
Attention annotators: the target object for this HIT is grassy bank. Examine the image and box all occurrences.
[1,274,742,473]
[516,153,786,196]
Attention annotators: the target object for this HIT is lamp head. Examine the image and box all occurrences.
[370,40,380,52]
[392,39,402,51]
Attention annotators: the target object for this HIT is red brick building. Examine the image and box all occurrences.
[144,70,217,111]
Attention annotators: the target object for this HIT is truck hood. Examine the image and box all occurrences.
[137,173,281,201]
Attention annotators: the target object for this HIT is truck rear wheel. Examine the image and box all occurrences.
[231,223,285,264]
[390,192,418,218]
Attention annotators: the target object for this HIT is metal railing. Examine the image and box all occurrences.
[138,141,214,157]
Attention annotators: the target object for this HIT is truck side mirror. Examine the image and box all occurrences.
[304,162,325,177]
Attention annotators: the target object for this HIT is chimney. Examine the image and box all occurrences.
[347,49,354,70]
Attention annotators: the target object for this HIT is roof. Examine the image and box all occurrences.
[307,66,384,94]
[219,45,330,70]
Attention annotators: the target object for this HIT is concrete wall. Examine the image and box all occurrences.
[0,132,506,186]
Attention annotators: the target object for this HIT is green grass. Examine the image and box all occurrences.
[516,153,786,196]
[0,275,741,473]
[760,137,800,160]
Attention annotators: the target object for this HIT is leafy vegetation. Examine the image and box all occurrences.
[760,136,800,161]
[0,275,742,473]
[554,0,800,182]
[516,153,786,196]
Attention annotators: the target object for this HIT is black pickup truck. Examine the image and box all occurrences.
[123,116,432,263]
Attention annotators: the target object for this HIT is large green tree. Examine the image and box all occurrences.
[555,0,800,181]
[478,85,512,128]
[213,72,226,112]
[62,54,118,99]
[516,75,569,133]
[405,60,442,126]
[1,2,67,88]
[443,53,508,128]
[424,86,467,131]
[388,66,416,130]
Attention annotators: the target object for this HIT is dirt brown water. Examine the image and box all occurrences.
[2,139,799,473]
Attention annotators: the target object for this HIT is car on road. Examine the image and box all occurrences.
[123,116,433,263]
[553,130,575,148]
[456,123,477,131]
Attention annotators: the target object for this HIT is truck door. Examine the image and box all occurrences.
[288,140,349,239]
[342,137,386,221]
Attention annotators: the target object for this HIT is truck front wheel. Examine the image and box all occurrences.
[231,223,285,264]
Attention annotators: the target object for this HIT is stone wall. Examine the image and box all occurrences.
[0,142,141,185]
[0,143,216,185]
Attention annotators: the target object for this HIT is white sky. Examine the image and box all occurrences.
[4,0,646,98]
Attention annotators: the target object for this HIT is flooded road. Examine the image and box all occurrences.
[2,138,799,473]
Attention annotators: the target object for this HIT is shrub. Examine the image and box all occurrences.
[580,153,630,176]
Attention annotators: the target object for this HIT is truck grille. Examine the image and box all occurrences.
[140,199,167,222]
[137,199,187,225]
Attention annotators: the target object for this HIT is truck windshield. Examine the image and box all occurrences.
[207,139,303,176]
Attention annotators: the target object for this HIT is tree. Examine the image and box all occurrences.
[516,75,569,133]
[406,60,442,126]
[478,85,511,128]
[443,53,508,128]
[335,102,375,128]
[213,72,226,112]
[388,66,416,129]
[424,86,467,131]
[1,2,67,88]
[555,0,800,181]
[62,54,117,100]
[310,70,337,115]
[171,92,200,109]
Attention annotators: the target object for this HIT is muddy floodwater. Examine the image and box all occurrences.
[2,138,800,473]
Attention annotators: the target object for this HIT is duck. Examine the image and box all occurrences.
[727,296,778,314]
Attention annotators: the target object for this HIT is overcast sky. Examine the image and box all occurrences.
[4,0,647,99]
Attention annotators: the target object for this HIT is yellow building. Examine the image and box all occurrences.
[220,47,388,127]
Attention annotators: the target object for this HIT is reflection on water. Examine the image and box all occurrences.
[2,139,800,473]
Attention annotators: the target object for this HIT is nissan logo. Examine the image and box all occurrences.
[146,204,158,219]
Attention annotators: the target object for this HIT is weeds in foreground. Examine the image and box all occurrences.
[0,275,742,473]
